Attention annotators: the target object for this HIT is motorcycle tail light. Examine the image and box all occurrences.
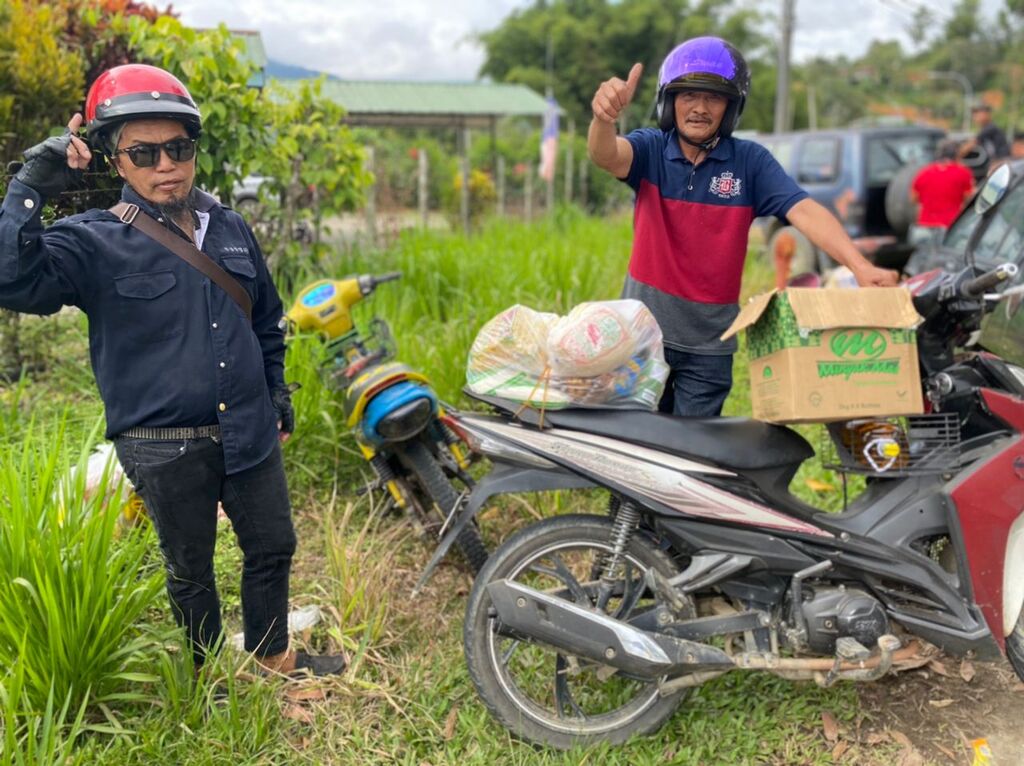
[838,419,909,473]
[376,398,433,441]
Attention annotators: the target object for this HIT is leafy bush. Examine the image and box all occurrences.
[446,167,497,228]
[250,79,371,277]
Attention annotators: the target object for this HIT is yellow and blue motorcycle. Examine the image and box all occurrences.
[285,272,488,573]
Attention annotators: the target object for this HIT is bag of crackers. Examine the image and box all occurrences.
[465,299,668,410]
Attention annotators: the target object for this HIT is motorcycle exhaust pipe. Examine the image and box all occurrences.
[486,579,734,680]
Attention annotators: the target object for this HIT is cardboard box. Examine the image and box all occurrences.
[722,287,923,423]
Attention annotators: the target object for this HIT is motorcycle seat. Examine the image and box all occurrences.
[465,391,813,472]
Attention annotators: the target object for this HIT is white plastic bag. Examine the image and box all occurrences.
[466,299,668,410]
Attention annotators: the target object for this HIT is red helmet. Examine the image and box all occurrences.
[85,64,202,152]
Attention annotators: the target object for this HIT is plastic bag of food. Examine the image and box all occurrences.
[466,299,668,410]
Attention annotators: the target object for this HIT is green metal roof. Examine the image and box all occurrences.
[275,78,552,128]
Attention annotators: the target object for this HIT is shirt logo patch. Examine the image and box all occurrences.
[710,171,742,198]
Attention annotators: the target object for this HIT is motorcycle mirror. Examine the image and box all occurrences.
[975,163,1011,215]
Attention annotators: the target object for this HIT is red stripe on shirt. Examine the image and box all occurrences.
[629,180,754,304]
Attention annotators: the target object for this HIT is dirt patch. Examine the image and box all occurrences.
[856,657,1024,765]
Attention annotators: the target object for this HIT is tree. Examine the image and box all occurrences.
[477,0,768,130]
[0,1,83,163]
[255,79,371,277]
[0,0,84,374]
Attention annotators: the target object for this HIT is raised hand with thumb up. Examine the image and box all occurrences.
[591,63,643,123]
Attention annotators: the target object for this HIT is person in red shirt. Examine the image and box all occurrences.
[909,140,974,249]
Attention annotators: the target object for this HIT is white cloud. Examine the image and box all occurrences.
[170,0,1004,80]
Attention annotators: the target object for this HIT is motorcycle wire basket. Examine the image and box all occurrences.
[322,318,397,392]
[821,413,961,477]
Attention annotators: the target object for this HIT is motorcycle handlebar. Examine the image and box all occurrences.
[358,271,402,297]
[371,271,402,285]
[960,263,1019,299]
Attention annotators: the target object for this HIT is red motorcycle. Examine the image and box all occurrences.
[426,256,1024,748]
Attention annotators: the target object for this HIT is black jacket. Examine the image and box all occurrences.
[0,180,285,474]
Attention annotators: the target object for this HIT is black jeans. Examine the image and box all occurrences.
[114,437,296,665]
[658,347,734,417]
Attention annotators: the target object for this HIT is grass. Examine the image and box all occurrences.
[0,210,882,764]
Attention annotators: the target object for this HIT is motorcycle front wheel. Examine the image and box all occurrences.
[1006,609,1024,682]
[463,513,686,749]
[395,439,488,574]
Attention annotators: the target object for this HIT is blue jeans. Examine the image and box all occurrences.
[114,437,296,665]
[658,347,733,417]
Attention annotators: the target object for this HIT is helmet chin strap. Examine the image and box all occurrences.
[678,131,720,152]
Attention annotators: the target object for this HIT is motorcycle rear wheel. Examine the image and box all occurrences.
[396,439,488,574]
[463,513,686,749]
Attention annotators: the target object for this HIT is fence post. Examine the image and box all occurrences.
[418,147,428,228]
[524,166,533,223]
[579,157,589,209]
[364,145,377,246]
[460,127,471,234]
[564,118,575,204]
[545,162,554,215]
[496,155,506,217]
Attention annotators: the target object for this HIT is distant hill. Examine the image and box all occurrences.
[265,58,338,81]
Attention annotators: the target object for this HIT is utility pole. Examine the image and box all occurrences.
[774,0,795,133]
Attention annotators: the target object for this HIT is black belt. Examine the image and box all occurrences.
[118,425,221,440]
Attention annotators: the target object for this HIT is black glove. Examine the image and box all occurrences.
[271,385,296,435]
[14,130,82,199]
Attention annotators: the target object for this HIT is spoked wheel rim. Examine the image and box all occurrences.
[484,539,667,736]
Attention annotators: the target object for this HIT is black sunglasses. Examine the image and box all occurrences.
[114,137,196,168]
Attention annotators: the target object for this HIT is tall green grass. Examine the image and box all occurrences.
[316,207,635,404]
[0,418,168,718]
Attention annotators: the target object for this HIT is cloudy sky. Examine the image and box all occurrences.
[171,0,1004,81]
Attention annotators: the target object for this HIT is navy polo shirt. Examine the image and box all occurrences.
[0,180,285,475]
[621,128,807,353]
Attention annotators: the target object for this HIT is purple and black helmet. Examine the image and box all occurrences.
[656,36,751,135]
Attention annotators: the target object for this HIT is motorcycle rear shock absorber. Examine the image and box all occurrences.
[595,499,641,613]
[370,453,396,483]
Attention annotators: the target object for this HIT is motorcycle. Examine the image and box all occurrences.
[284,272,487,573]
[425,255,1024,748]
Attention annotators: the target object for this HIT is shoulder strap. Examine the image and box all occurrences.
[109,202,253,322]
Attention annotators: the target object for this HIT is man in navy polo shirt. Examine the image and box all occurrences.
[588,37,898,417]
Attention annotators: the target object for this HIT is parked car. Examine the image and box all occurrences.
[231,174,266,217]
[755,126,945,276]
[230,174,314,245]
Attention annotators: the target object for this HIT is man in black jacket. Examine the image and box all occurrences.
[0,64,343,678]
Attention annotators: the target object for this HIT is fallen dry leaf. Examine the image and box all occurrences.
[831,740,850,760]
[1012,681,1024,693]
[928,659,950,677]
[936,744,957,760]
[928,698,954,708]
[443,706,458,741]
[284,685,327,703]
[282,703,315,724]
[959,659,976,683]
[822,711,840,743]
[890,730,913,748]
